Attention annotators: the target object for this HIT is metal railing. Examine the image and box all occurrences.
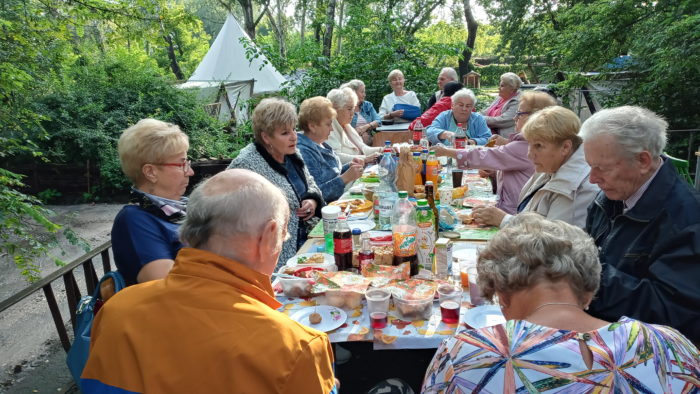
[0,241,113,352]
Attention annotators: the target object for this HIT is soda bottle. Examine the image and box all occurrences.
[425,181,439,234]
[358,233,374,271]
[455,122,467,149]
[392,191,418,276]
[425,151,439,186]
[416,199,436,273]
[412,151,423,186]
[333,215,353,271]
[412,119,424,145]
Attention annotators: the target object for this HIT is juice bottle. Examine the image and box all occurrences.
[425,151,439,186]
[416,199,436,273]
[425,181,439,234]
[412,151,423,186]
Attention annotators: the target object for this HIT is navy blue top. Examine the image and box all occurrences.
[111,205,182,285]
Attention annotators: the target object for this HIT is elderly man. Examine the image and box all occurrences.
[81,169,337,393]
[582,106,700,344]
[426,67,459,108]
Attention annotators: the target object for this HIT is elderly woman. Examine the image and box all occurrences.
[422,213,700,393]
[409,81,463,131]
[327,87,382,165]
[481,72,522,137]
[343,79,382,145]
[228,98,324,268]
[426,88,491,146]
[297,96,364,202]
[378,69,421,122]
[433,91,556,214]
[471,106,598,228]
[112,119,193,285]
[426,67,459,109]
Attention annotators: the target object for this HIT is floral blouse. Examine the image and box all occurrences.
[422,316,700,393]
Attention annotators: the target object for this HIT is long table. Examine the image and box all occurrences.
[372,123,411,147]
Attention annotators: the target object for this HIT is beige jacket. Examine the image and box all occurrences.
[501,145,599,228]
[327,118,382,165]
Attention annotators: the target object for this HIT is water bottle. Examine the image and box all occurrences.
[391,191,418,275]
[455,122,467,149]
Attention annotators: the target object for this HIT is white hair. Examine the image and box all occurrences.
[327,87,358,109]
[180,171,289,248]
[342,79,365,92]
[440,67,458,82]
[580,106,667,158]
[451,88,477,105]
[501,72,522,90]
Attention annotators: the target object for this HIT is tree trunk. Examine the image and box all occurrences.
[314,0,325,43]
[299,0,306,44]
[238,0,257,39]
[334,0,343,56]
[322,0,336,57]
[163,33,184,80]
[266,1,287,59]
[459,0,479,79]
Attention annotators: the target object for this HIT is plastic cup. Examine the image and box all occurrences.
[366,288,391,329]
[467,267,484,306]
[451,169,464,187]
[438,284,462,324]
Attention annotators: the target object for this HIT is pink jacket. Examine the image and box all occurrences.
[455,132,534,214]
[409,96,452,130]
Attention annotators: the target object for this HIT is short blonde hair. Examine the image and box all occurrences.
[477,212,601,305]
[298,97,337,132]
[519,91,557,113]
[500,72,522,90]
[118,119,189,185]
[522,106,582,149]
[252,98,297,145]
[387,69,404,82]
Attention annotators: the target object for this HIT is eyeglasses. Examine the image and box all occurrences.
[153,160,192,174]
[515,111,531,119]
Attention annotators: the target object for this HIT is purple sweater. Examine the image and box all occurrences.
[455,133,534,214]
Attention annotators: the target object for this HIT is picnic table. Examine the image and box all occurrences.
[372,123,411,147]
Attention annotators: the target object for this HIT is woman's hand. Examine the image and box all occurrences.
[364,152,380,164]
[350,157,365,167]
[439,130,455,143]
[491,135,508,146]
[467,139,477,146]
[341,163,363,184]
[478,169,494,178]
[472,206,506,227]
[432,144,456,159]
[297,199,318,221]
[390,109,404,118]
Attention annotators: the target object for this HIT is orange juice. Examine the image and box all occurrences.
[460,268,470,288]
[425,151,439,185]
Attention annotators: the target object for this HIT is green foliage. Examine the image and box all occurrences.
[37,189,63,204]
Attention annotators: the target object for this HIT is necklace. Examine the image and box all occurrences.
[526,302,582,319]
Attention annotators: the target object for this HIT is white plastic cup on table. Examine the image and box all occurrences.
[365,288,391,329]
[467,266,484,306]
[321,206,341,255]
[438,283,462,324]
[459,259,476,289]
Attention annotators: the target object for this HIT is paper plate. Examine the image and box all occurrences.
[347,220,375,233]
[463,304,506,329]
[290,305,347,332]
[286,253,335,267]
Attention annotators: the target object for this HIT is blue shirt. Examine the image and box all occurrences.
[111,205,182,285]
[351,100,381,128]
[297,133,348,202]
[426,110,491,145]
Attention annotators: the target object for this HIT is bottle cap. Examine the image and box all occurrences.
[352,228,362,235]
[425,181,434,186]
[417,199,428,206]
[398,191,408,198]
[422,149,429,153]
[321,205,341,218]
[412,152,421,156]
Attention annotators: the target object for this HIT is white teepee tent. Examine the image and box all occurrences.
[179,14,286,123]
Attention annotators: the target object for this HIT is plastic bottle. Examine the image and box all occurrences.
[412,119,424,145]
[333,215,353,271]
[421,148,429,183]
[412,151,423,186]
[425,181,439,234]
[377,147,398,230]
[321,205,341,255]
[358,233,375,271]
[416,199,436,273]
[425,151,439,186]
[455,122,467,149]
[351,228,362,251]
[391,191,418,275]
[438,201,460,231]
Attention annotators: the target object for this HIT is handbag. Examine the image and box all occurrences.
[392,103,421,121]
[66,271,126,387]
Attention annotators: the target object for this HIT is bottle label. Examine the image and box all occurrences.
[455,137,467,149]
[392,230,417,256]
[416,225,436,271]
[334,237,352,254]
[412,130,422,142]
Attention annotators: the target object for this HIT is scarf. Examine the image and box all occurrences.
[129,187,187,224]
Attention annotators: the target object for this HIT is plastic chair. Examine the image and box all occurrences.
[665,153,693,185]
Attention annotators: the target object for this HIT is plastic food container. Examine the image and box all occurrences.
[393,291,435,321]
[323,289,364,309]
[278,265,334,297]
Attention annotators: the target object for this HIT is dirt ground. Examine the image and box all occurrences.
[0,204,122,392]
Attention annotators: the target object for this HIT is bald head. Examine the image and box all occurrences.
[179,169,289,250]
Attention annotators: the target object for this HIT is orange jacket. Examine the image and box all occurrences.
[82,247,336,393]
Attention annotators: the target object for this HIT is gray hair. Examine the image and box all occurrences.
[251,97,297,145]
[327,87,358,109]
[477,213,601,305]
[440,67,458,82]
[342,79,365,92]
[580,105,667,159]
[387,69,404,82]
[180,170,289,248]
[501,72,522,90]
[451,88,477,106]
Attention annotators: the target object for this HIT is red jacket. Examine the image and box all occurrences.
[409,96,452,130]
